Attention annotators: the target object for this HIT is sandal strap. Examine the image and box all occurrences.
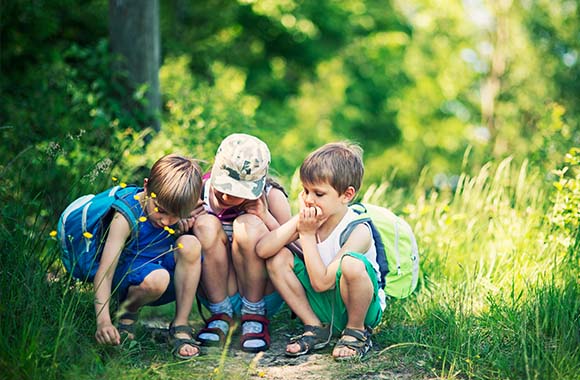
[240,313,271,353]
[287,324,331,354]
[169,324,195,338]
[333,328,372,360]
[206,312,234,326]
[241,313,269,326]
[171,337,201,359]
[341,327,369,342]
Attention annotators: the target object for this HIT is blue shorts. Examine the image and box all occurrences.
[197,291,284,318]
[112,252,177,306]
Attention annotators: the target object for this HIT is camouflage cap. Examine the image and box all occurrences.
[210,133,271,200]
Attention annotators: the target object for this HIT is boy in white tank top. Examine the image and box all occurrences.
[257,141,385,360]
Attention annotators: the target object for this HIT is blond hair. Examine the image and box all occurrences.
[300,141,364,194]
[147,154,202,218]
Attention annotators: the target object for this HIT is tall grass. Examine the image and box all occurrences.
[2,149,578,379]
[372,155,580,380]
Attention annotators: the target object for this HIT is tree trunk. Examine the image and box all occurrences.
[109,0,160,131]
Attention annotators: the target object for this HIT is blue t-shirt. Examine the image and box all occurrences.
[118,187,177,266]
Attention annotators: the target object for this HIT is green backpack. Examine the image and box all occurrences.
[339,203,420,299]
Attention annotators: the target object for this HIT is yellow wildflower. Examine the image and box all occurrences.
[258,371,266,378]
[83,232,93,239]
[120,182,127,188]
[178,243,184,249]
[154,207,159,212]
[164,226,175,234]
[150,192,157,198]
[133,195,140,200]
[111,176,118,182]
[49,230,57,238]
[139,216,147,222]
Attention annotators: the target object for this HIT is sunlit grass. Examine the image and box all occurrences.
[2,153,578,380]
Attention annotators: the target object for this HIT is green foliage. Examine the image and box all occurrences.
[2,0,580,378]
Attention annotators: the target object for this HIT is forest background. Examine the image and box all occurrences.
[1,0,579,379]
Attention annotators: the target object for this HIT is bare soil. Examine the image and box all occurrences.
[143,314,425,380]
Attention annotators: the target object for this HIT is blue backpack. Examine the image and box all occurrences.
[339,203,420,299]
[57,185,141,282]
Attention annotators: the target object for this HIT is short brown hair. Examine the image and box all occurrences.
[146,154,202,218]
[300,141,364,194]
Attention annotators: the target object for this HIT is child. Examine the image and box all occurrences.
[192,133,294,352]
[92,154,203,360]
[256,142,386,360]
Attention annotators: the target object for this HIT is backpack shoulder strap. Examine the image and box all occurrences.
[110,186,142,235]
[339,203,372,247]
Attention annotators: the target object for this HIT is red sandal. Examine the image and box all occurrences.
[196,313,234,347]
[240,313,270,353]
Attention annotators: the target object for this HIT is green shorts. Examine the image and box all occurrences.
[293,252,384,334]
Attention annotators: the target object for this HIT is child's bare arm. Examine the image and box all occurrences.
[93,212,131,345]
[302,215,372,292]
[255,215,300,259]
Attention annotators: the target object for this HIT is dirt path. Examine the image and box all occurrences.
[143,317,423,380]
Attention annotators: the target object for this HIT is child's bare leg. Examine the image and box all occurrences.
[232,214,273,351]
[232,214,268,301]
[172,234,202,358]
[121,269,170,338]
[194,214,234,303]
[194,214,236,344]
[267,250,323,354]
[332,255,373,359]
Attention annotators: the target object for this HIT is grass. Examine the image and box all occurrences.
[1,155,579,380]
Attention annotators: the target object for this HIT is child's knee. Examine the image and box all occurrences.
[194,214,225,244]
[233,214,266,245]
[266,249,293,275]
[340,255,366,279]
[176,234,201,262]
[140,270,170,296]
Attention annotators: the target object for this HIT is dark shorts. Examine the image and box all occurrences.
[112,251,177,306]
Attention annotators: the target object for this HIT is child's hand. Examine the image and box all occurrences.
[242,193,269,220]
[175,201,207,234]
[95,322,121,345]
[297,206,325,236]
[176,217,195,234]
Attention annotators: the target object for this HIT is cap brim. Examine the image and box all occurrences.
[211,175,266,200]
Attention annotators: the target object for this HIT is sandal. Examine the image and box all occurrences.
[332,327,372,361]
[240,314,270,353]
[196,313,234,347]
[117,311,139,339]
[168,324,201,360]
[285,324,331,357]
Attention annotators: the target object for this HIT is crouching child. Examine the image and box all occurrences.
[58,154,204,360]
[256,142,386,360]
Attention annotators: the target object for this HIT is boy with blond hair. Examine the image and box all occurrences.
[90,154,204,359]
[256,142,386,360]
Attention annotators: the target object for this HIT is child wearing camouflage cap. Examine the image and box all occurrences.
[191,133,293,352]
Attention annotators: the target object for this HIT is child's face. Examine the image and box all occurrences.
[301,181,349,217]
[212,188,246,208]
[145,197,180,229]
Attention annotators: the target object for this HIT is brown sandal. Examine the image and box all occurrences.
[169,325,201,360]
[285,324,331,357]
[332,327,372,361]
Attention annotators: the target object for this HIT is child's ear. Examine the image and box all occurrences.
[343,186,356,202]
[143,178,149,191]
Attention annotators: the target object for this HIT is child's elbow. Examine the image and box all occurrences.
[310,279,330,293]
[255,240,269,259]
